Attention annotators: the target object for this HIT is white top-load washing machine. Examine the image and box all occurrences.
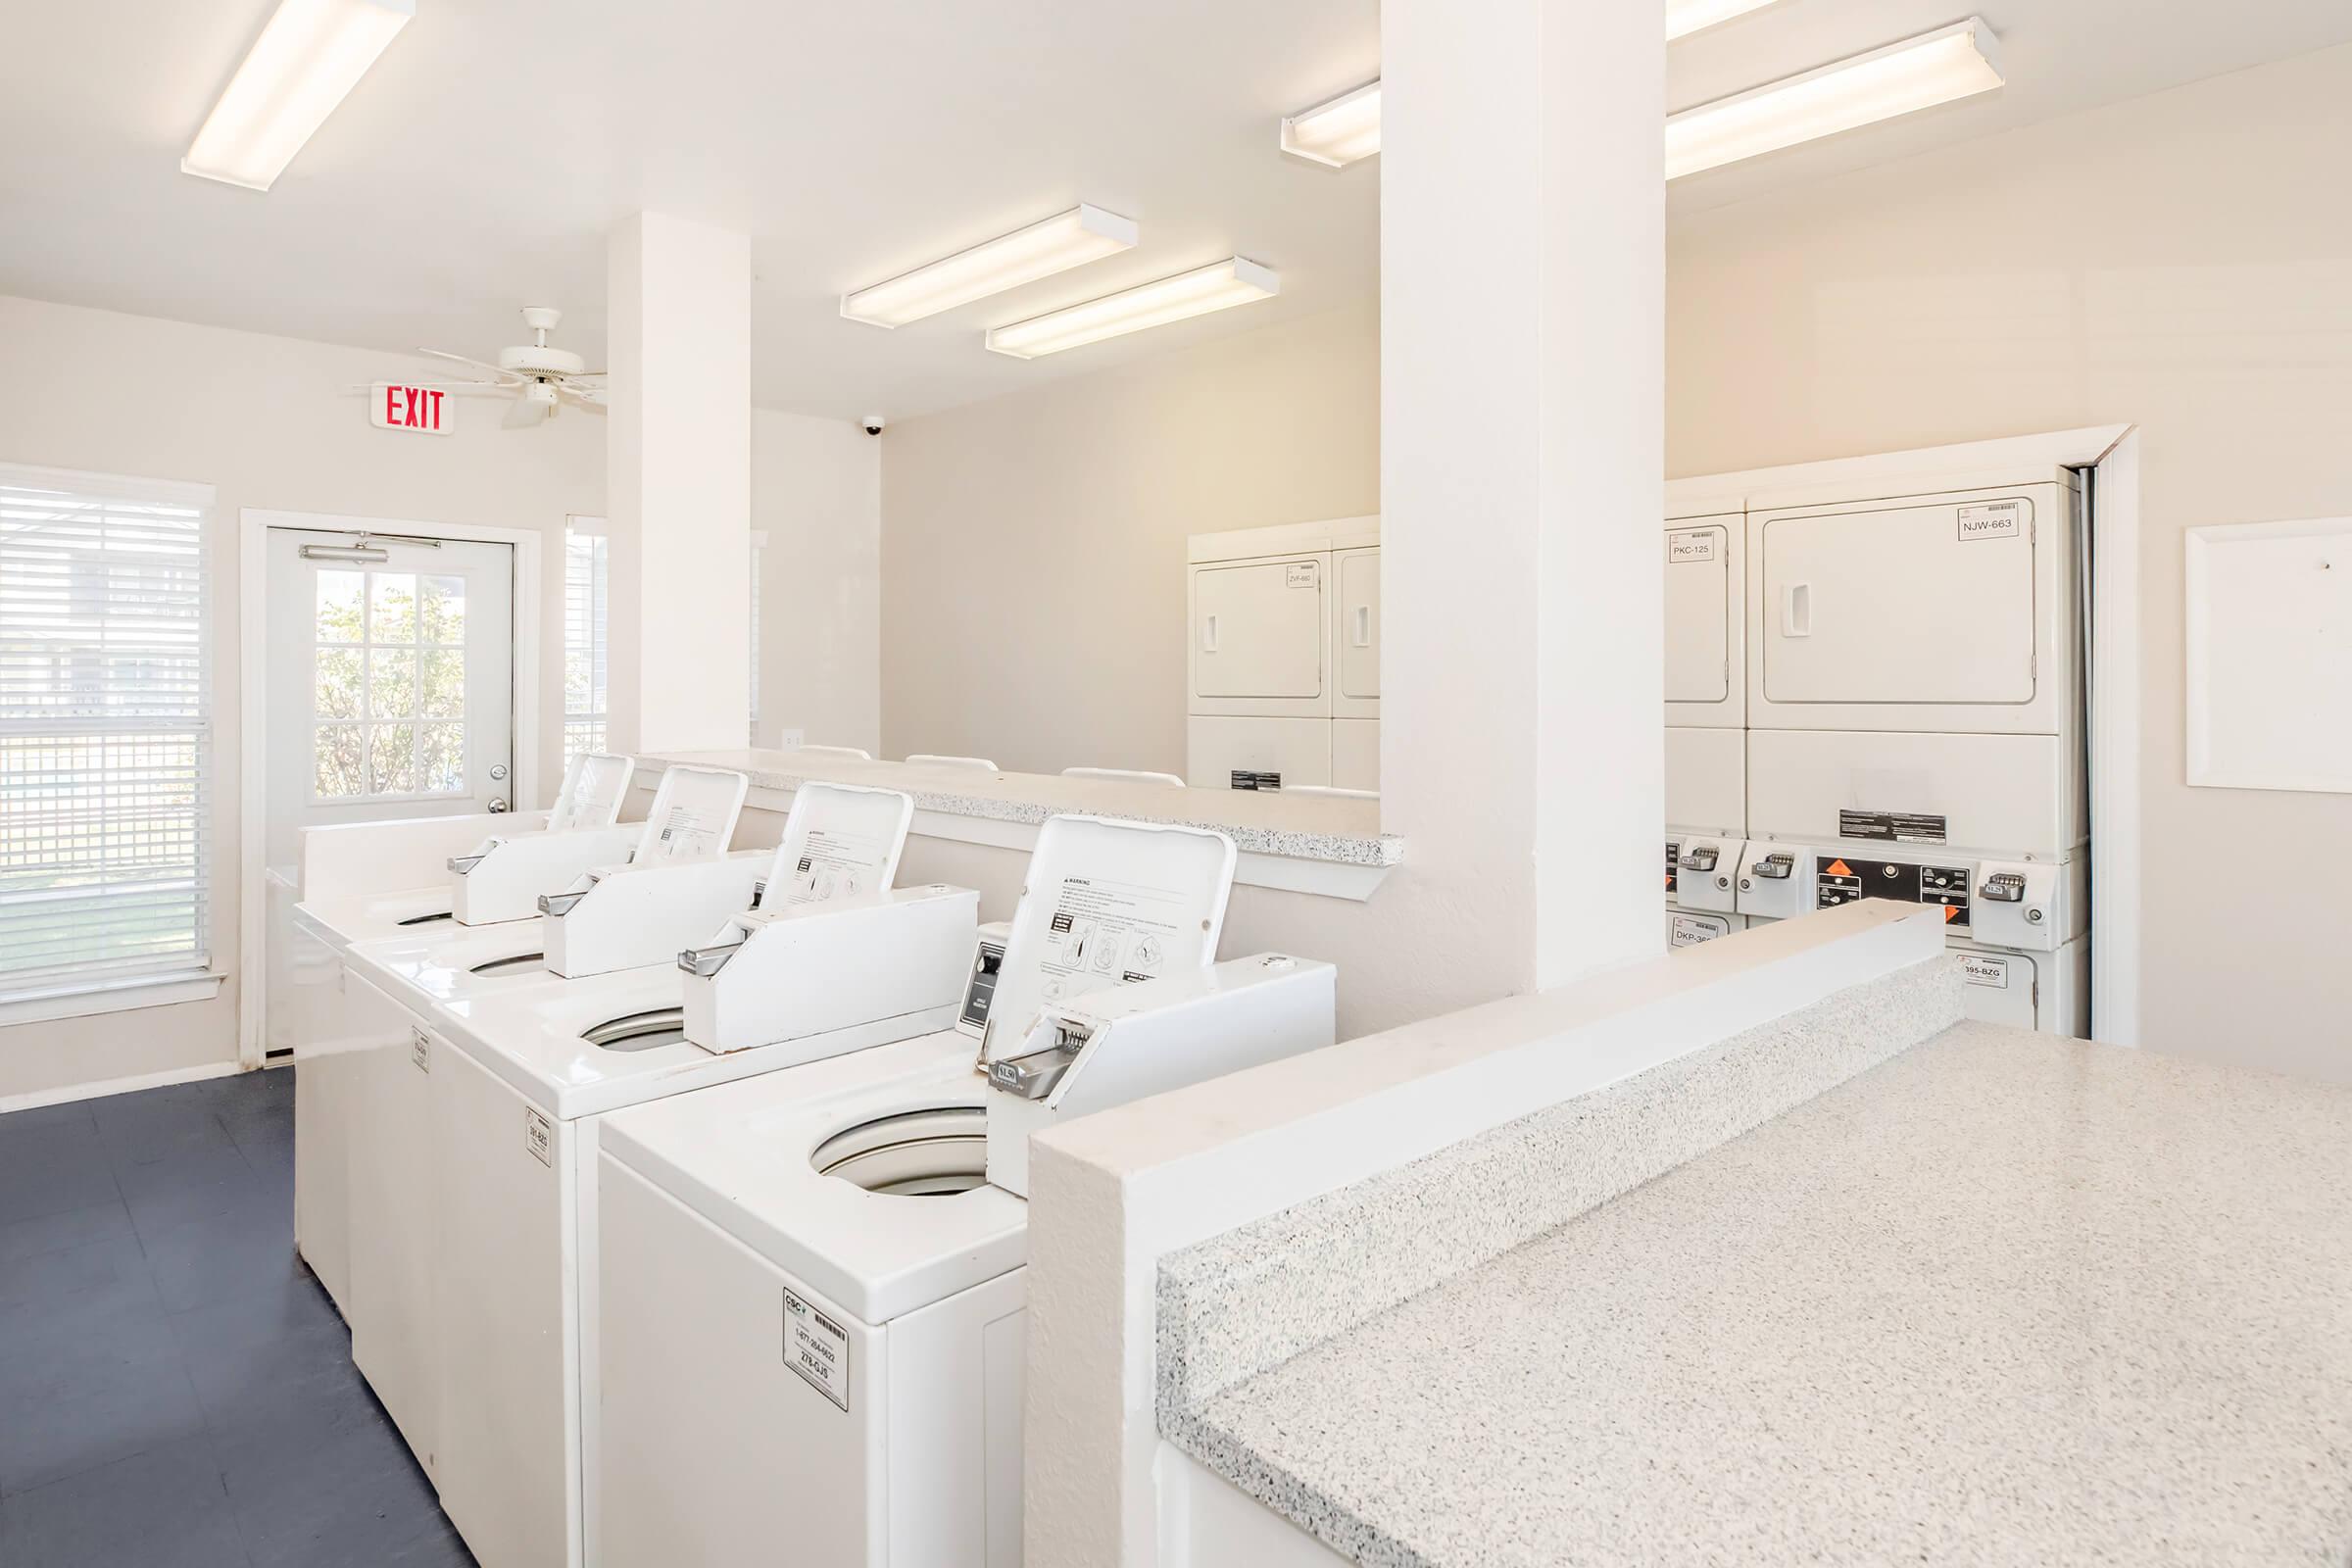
[384,781,982,1568]
[591,813,1339,1568]
[281,751,637,1311]
[1663,501,1748,950]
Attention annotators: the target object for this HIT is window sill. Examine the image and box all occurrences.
[0,971,226,1029]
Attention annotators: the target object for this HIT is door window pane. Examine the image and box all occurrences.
[314,723,366,797]
[314,648,363,719]
[368,650,417,717]
[417,650,465,719]
[419,575,466,644]
[418,723,466,793]
[368,573,416,643]
[367,724,417,794]
[316,570,364,643]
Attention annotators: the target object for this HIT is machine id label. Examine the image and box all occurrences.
[782,1287,851,1411]
[1957,501,2023,542]
[1961,955,2012,989]
[410,1027,430,1074]
[1665,529,1718,564]
[1669,913,1728,948]
[1839,808,1948,845]
[1285,562,1318,588]
[522,1107,554,1167]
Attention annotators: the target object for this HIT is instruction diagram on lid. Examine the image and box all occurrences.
[1957,501,2024,542]
[1037,877,1196,1003]
[779,827,889,905]
[651,805,722,860]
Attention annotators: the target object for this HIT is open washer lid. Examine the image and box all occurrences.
[752,781,915,910]
[548,752,636,832]
[628,764,750,864]
[975,814,1237,1071]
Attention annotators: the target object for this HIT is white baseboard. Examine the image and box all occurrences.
[0,1057,249,1115]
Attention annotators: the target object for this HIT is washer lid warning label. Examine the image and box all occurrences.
[1839,808,1948,845]
[1666,529,1719,564]
[1957,501,2024,542]
[1961,955,2012,989]
[782,1286,851,1411]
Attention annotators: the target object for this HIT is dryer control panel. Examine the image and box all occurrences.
[1814,856,1973,930]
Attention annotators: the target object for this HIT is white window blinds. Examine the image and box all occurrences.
[563,520,609,763]
[0,466,214,996]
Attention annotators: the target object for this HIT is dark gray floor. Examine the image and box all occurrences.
[0,1066,472,1567]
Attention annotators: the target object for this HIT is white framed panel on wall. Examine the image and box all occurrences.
[2184,516,2350,794]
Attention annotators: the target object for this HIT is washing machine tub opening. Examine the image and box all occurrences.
[583,1007,689,1052]
[812,1106,988,1197]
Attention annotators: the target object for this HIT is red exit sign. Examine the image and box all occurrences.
[369,383,454,436]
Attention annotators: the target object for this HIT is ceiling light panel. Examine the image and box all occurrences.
[985,259,1280,360]
[1665,0,1783,42]
[1283,81,1383,168]
[1666,18,2004,179]
[181,0,414,191]
[841,206,1140,328]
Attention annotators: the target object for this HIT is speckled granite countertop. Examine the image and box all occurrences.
[633,749,1402,867]
[1171,1022,2352,1566]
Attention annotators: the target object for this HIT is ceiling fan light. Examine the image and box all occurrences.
[985,259,1279,360]
[1666,18,2003,179]
[181,0,414,191]
[841,206,1139,328]
[1282,81,1382,168]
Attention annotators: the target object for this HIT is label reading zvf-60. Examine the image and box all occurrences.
[1285,562,1318,588]
[522,1107,554,1167]
[410,1027,430,1074]
[782,1286,851,1411]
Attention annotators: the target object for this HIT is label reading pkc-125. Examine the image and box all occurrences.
[782,1286,851,1411]
[1665,529,1719,564]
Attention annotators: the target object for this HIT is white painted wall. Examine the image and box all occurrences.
[878,300,1379,775]
[1666,42,2352,1079]
[0,296,881,1106]
[0,294,599,1104]
[752,408,880,756]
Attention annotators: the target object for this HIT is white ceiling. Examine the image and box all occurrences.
[3,0,2347,423]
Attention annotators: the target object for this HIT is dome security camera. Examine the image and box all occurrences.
[861,415,886,435]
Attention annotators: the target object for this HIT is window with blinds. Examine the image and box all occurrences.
[0,466,214,998]
[563,521,608,762]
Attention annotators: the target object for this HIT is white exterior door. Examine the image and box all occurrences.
[265,527,514,869]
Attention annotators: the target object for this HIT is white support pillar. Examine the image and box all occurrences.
[606,211,753,755]
[1381,0,1665,998]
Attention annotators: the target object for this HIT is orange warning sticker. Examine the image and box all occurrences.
[1825,859,1852,878]
[1942,905,1959,922]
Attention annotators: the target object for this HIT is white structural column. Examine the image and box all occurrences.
[1380,0,1666,997]
[606,212,753,754]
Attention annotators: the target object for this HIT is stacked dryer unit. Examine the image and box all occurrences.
[1185,516,1380,792]
[1662,501,1748,948]
[1723,465,2092,1035]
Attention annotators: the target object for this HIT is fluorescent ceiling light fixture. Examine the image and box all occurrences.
[181,0,414,191]
[1282,80,1382,168]
[1665,0,1784,41]
[986,258,1280,360]
[1666,17,2003,179]
[841,206,1139,327]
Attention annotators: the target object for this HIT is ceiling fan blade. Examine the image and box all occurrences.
[561,383,606,407]
[503,395,546,429]
[417,348,523,380]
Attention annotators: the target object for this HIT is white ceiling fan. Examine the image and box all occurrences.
[392,306,607,428]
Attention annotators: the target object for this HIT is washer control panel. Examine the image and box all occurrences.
[1814,856,1973,930]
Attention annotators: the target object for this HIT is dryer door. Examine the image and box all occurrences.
[1191,556,1327,708]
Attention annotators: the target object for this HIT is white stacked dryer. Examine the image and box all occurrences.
[1663,501,1748,949]
[1185,516,1380,792]
[1732,466,2090,1034]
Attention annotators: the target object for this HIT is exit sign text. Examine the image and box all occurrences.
[370,383,454,436]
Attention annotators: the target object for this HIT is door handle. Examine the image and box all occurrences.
[488,798,511,812]
[1351,606,1371,648]
[1200,613,1218,654]
[1781,582,1812,639]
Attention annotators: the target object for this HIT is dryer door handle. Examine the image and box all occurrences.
[1781,582,1813,639]
[1200,613,1219,653]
